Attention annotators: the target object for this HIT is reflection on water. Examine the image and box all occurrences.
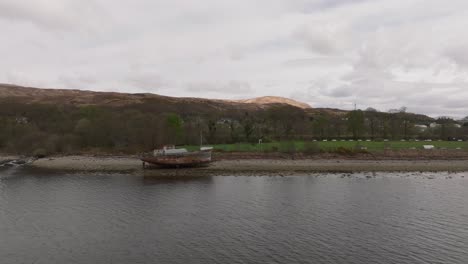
[142,175,214,185]
[1,168,468,264]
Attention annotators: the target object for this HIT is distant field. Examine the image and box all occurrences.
[184,140,468,152]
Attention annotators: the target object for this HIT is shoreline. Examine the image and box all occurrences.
[0,155,21,165]
[20,154,468,175]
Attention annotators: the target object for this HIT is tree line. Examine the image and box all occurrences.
[0,101,467,155]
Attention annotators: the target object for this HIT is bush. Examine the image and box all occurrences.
[32,148,47,158]
[279,141,296,154]
[303,141,321,155]
[334,147,355,156]
[234,143,244,152]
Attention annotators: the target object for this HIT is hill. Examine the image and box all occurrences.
[236,96,311,109]
[1,83,458,156]
[0,84,309,111]
[0,83,439,124]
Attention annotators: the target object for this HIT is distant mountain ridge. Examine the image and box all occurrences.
[0,83,311,110]
[0,83,435,125]
[235,96,311,109]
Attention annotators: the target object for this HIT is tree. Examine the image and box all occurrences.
[241,112,255,142]
[228,119,239,143]
[365,107,378,112]
[207,119,217,144]
[74,118,92,147]
[365,112,379,139]
[265,105,306,140]
[347,110,365,139]
[166,113,183,144]
[312,114,329,139]
[436,117,458,140]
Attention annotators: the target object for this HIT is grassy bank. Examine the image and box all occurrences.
[184,140,468,153]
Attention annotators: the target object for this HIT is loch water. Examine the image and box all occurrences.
[1,167,468,264]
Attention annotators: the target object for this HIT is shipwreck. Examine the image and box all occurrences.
[141,145,213,168]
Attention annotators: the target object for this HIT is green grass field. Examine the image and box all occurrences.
[184,140,468,153]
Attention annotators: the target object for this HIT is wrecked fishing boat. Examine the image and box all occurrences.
[141,145,213,168]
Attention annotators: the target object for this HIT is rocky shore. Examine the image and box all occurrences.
[0,155,21,166]
[30,155,138,172]
[22,155,468,176]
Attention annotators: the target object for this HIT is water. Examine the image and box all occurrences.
[1,168,468,264]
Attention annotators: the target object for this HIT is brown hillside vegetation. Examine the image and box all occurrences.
[0,83,450,157]
[0,83,310,111]
[0,83,322,154]
[236,96,311,109]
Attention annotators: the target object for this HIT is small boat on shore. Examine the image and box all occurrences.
[141,145,213,168]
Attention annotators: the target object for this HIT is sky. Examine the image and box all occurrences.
[1,0,468,117]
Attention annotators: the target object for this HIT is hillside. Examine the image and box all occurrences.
[0,84,308,111]
[0,84,438,123]
[0,83,436,124]
[0,83,461,156]
[236,96,311,109]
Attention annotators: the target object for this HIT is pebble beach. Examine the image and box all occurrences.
[21,155,468,176]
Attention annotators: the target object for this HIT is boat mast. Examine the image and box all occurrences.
[200,128,203,147]
[198,116,203,148]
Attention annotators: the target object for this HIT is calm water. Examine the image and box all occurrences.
[1,168,468,264]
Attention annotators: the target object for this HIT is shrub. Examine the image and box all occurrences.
[303,141,321,155]
[279,141,296,154]
[32,148,47,158]
[334,147,355,156]
[234,143,244,152]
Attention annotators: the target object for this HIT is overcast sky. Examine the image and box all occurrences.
[1,0,468,117]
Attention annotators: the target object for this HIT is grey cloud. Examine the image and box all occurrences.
[327,85,354,98]
[291,0,371,13]
[228,46,246,61]
[442,99,468,109]
[296,75,468,118]
[186,81,252,94]
[293,25,342,55]
[445,45,468,68]
[4,71,47,88]
[58,74,98,89]
[0,0,468,117]
[126,72,166,92]
[282,57,351,67]
[319,0,370,8]
[0,1,104,31]
[0,1,71,30]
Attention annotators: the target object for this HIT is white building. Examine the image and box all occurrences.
[429,123,440,128]
[414,124,428,131]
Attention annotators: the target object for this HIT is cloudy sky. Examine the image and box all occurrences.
[1,0,468,117]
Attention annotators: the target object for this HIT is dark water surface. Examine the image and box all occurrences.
[1,168,468,264]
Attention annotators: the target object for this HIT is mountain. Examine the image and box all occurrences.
[0,83,442,155]
[236,96,311,109]
[0,83,434,124]
[0,83,309,110]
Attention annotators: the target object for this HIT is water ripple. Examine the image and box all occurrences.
[1,172,468,263]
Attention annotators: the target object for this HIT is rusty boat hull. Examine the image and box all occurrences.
[141,150,212,168]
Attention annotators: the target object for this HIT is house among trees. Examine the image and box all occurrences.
[414,124,428,132]
[15,116,28,124]
[217,118,235,125]
[429,122,440,128]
